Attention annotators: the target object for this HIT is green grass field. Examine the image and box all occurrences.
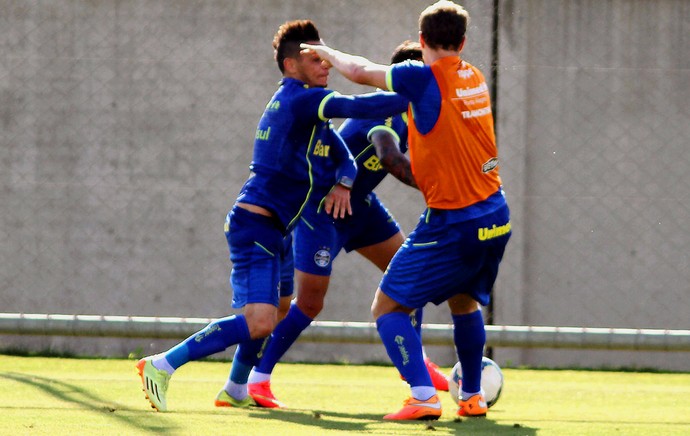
[0,355,688,435]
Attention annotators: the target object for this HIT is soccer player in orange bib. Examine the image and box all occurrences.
[302,0,512,420]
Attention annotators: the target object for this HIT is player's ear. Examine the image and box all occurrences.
[418,31,426,48]
[458,36,466,53]
[283,57,297,74]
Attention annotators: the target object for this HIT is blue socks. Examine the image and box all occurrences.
[452,310,486,395]
[164,314,252,369]
[230,337,268,384]
[411,308,424,339]
[254,303,313,374]
[376,312,432,389]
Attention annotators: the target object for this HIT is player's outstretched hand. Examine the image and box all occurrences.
[300,43,335,67]
[300,43,384,88]
[323,184,352,219]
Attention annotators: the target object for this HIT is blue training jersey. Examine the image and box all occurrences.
[337,113,409,202]
[236,77,408,234]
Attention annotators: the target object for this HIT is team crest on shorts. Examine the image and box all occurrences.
[314,249,331,268]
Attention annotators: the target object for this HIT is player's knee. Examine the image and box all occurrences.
[296,298,323,318]
[277,306,290,322]
[371,298,385,319]
[371,302,382,319]
[371,288,400,319]
[244,314,277,339]
[249,321,275,339]
[447,293,480,315]
[277,297,292,321]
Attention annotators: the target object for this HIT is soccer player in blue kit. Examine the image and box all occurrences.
[220,41,450,410]
[135,19,409,412]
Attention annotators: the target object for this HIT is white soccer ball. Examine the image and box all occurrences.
[447,356,504,408]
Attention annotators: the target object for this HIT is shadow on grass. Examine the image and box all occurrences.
[236,406,538,435]
[0,372,175,434]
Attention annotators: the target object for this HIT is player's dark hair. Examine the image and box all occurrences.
[419,0,469,51]
[272,20,321,74]
[390,40,422,64]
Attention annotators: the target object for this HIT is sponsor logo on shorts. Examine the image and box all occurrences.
[478,221,511,241]
[314,249,331,268]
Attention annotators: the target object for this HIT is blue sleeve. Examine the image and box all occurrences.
[320,92,409,120]
[389,61,441,135]
[330,129,358,184]
[292,87,336,123]
[388,61,430,102]
[343,118,386,142]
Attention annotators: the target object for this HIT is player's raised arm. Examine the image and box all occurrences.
[301,43,390,90]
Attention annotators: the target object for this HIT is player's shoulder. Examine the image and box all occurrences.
[459,60,487,80]
[280,78,332,98]
[390,59,426,78]
[389,60,431,91]
[278,78,334,117]
[393,59,426,70]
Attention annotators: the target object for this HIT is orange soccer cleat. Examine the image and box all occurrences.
[248,380,286,408]
[383,394,443,421]
[457,393,488,417]
[399,358,450,391]
[424,358,449,391]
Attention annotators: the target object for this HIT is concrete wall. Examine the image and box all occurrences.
[1,0,688,370]
[491,0,690,371]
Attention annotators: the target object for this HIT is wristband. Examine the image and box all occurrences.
[337,176,354,190]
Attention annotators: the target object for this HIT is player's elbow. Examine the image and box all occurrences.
[378,149,400,170]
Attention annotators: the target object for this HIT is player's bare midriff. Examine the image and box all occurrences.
[236,202,274,217]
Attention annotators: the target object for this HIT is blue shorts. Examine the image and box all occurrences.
[294,192,400,276]
[380,202,511,308]
[225,207,294,309]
